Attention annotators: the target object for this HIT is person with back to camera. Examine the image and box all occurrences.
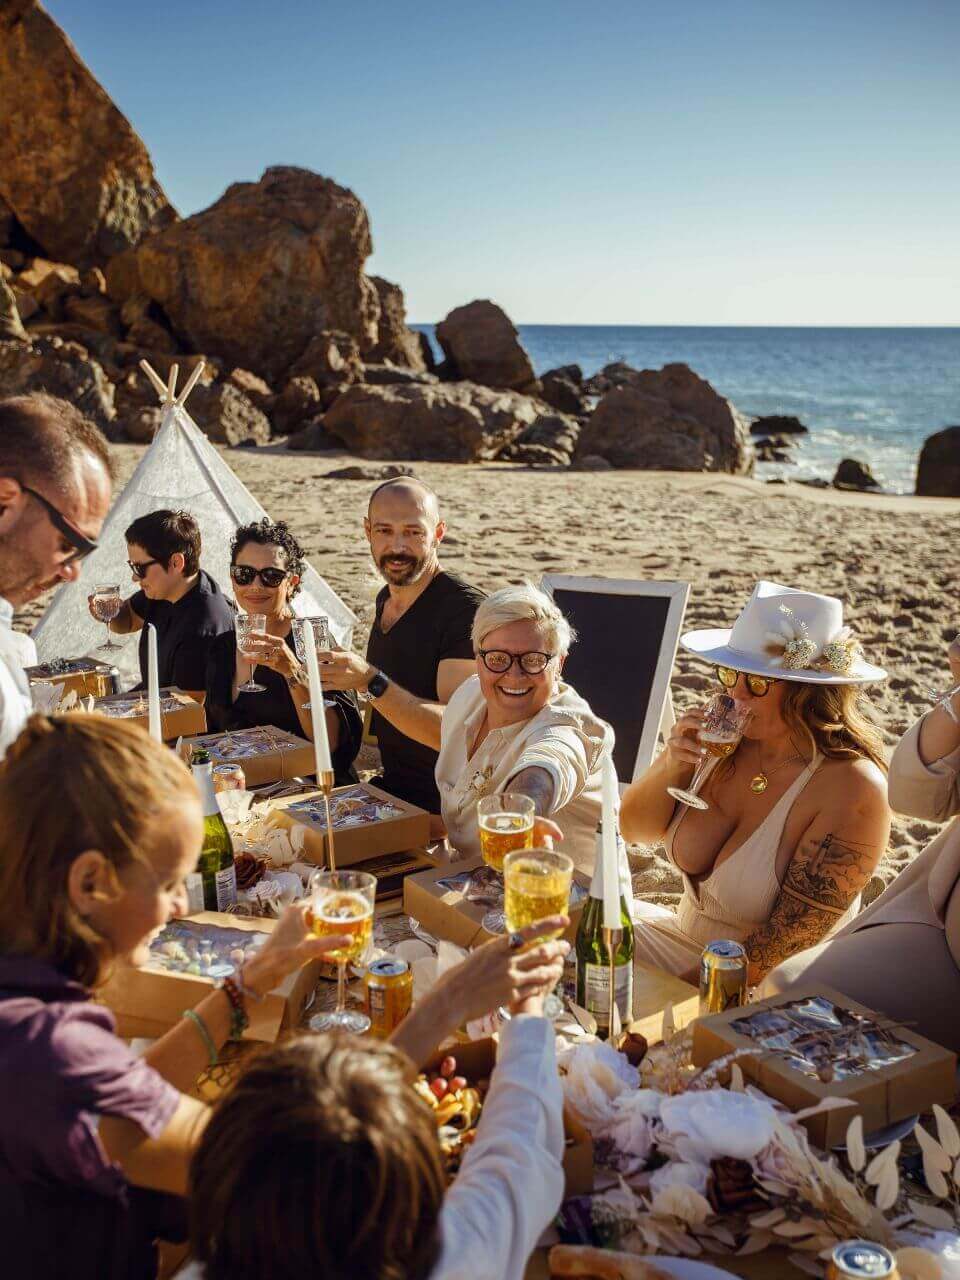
[0,713,567,1279]
[620,581,891,986]
[93,509,233,693]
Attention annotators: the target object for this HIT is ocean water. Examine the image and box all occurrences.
[415,325,959,494]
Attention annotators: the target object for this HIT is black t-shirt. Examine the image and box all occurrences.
[205,627,362,787]
[366,571,484,812]
[131,570,235,693]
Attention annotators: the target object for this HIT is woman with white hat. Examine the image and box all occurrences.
[620,581,891,985]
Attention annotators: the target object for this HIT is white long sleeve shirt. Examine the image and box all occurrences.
[0,597,32,757]
[431,1014,565,1280]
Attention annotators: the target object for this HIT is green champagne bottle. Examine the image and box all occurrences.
[575,823,634,1039]
[189,748,238,912]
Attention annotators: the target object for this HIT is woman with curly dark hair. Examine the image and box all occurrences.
[205,520,362,784]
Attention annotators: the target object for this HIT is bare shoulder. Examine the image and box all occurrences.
[814,755,888,814]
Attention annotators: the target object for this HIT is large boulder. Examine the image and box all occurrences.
[575,363,753,474]
[116,167,379,382]
[286,330,363,387]
[323,381,544,462]
[360,363,438,386]
[187,381,271,447]
[435,300,536,391]
[750,414,808,437]
[271,376,322,434]
[916,426,960,497]
[497,413,581,466]
[0,2,176,264]
[367,276,428,371]
[539,369,589,416]
[0,336,117,434]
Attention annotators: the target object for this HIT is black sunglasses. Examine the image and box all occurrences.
[230,564,290,588]
[127,559,162,580]
[21,485,98,563]
[478,649,554,676]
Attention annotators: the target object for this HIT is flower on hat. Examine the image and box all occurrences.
[764,606,818,671]
[819,626,861,675]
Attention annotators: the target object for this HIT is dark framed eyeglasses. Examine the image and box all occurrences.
[127,558,162,580]
[21,485,98,563]
[716,665,778,698]
[230,565,290,588]
[478,649,554,676]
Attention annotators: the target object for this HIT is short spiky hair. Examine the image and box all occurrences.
[231,519,305,598]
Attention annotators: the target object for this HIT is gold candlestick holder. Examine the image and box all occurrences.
[601,925,623,1046]
[318,768,337,871]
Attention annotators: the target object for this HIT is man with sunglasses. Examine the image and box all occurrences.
[0,393,112,752]
[96,509,233,693]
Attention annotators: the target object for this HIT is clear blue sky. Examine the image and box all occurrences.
[47,0,959,325]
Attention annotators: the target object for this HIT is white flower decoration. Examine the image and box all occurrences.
[648,1181,714,1226]
[603,1089,664,1169]
[659,1089,779,1164]
[764,605,819,671]
[558,1040,639,1130]
[649,1159,711,1198]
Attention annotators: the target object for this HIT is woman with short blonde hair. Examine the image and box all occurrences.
[470,583,576,659]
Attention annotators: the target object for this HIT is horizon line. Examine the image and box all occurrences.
[411,321,959,330]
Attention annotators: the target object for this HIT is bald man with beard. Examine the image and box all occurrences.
[321,478,483,814]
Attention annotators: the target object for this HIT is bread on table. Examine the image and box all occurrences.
[548,1244,675,1279]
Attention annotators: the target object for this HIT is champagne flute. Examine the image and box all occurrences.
[236,613,267,694]
[307,869,376,1034]
[91,583,122,651]
[290,615,334,711]
[666,693,753,811]
[477,792,535,934]
[927,681,960,710]
[503,847,573,1020]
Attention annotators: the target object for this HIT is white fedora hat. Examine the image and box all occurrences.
[681,580,886,685]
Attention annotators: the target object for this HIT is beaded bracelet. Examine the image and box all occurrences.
[220,974,251,1040]
[183,1008,219,1067]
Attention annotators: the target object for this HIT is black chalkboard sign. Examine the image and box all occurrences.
[542,577,689,782]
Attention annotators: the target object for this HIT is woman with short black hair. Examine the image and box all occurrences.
[205,519,362,785]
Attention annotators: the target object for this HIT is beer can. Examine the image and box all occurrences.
[825,1240,898,1279]
[365,957,413,1037]
[213,762,246,793]
[699,939,748,1015]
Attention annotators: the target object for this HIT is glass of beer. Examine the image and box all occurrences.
[503,848,573,1020]
[477,793,535,934]
[666,693,753,811]
[307,868,376,1034]
[91,583,122,651]
[236,612,267,694]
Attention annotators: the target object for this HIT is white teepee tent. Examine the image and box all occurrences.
[33,361,356,687]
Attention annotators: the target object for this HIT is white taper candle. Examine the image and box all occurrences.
[601,747,620,930]
[303,620,333,775]
[147,624,162,741]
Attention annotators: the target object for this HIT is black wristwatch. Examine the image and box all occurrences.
[366,669,390,700]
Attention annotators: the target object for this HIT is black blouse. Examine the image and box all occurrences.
[205,628,362,787]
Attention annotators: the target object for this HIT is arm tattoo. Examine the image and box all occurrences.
[506,766,556,818]
[742,831,875,981]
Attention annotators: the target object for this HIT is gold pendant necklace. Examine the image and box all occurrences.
[750,745,803,794]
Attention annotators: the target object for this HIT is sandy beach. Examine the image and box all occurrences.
[23,442,960,908]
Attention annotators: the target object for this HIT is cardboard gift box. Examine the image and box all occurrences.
[101,911,321,1043]
[270,782,432,869]
[404,856,590,949]
[692,984,958,1149]
[423,1037,593,1198]
[26,657,120,700]
[182,724,313,786]
[94,687,207,741]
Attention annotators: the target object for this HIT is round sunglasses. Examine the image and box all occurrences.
[230,565,290,588]
[716,665,779,698]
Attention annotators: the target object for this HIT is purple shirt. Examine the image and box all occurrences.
[0,956,181,1277]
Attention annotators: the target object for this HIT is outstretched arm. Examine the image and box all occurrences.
[741,769,890,984]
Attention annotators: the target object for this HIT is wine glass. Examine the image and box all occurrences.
[91,583,122,651]
[290,615,334,711]
[236,613,267,694]
[503,847,573,1020]
[666,693,753,811]
[307,868,376,1034]
[477,792,535,934]
[927,682,960,711]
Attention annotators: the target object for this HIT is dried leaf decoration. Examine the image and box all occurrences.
[933,1103,960,1158]
[845,1115,866,1172]
[907,1197,957,1231]
[874,1161,899,1212]
[730,1063,745,1093]
[864,1140,901,1186]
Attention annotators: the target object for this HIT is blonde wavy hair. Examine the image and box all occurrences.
[0,714,193,987]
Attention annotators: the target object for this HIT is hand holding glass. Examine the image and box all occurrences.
[503,847,572,1018]
[291,615,333,710]
[307,869,376,1034]
[236,613,267,694]
[91,584,122,652]
[666,693,753,811]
